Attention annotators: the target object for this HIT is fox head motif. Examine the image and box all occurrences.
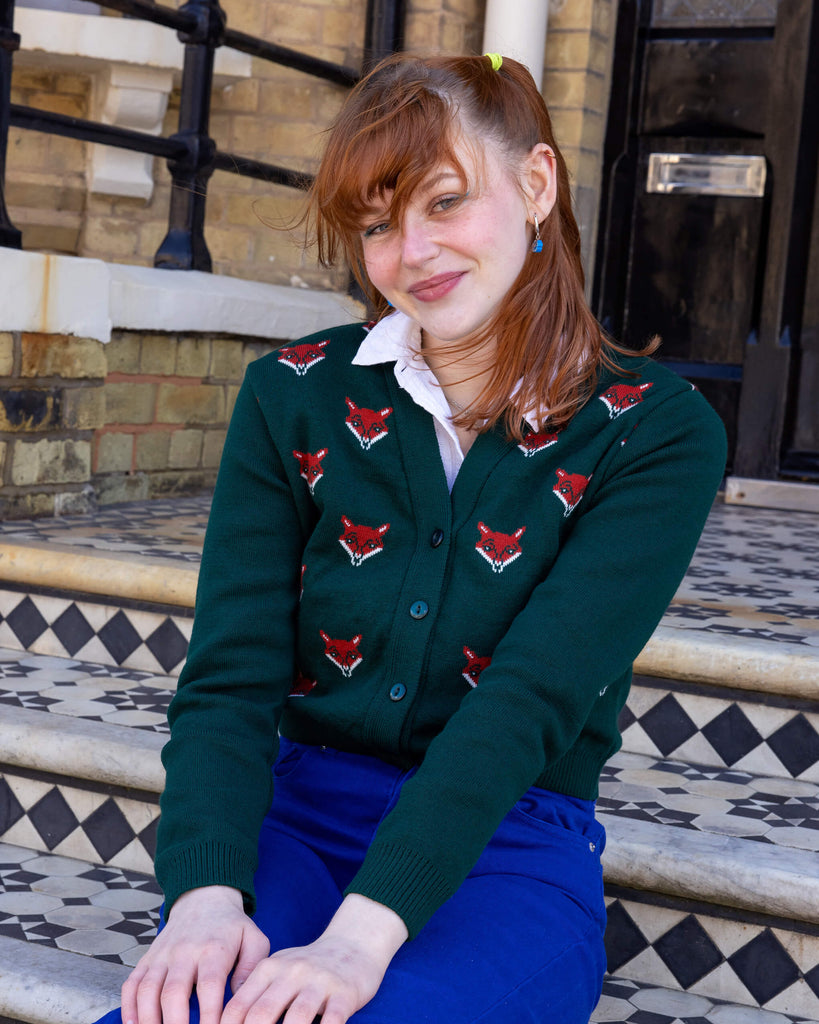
[278,340,329,375]
[338,516,390,567]
[320,630,363,677]
[289,670,316,697]
[518,430,559,457]
[475,521,526,574]
[345,398,392,450]
[293,448,328,493]
[553,468,590,517]
[599,382,653,419]
[462,646,491,688]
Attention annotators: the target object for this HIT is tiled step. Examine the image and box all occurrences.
[0,650,168,874]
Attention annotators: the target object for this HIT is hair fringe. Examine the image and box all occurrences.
[299,53,658,441]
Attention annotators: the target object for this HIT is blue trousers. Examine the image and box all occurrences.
[96,738,607,1023]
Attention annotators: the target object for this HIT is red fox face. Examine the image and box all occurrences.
[345,398,392,450]
[338,516,390,566]
[320,630,363,677]
[518,430,559,457]
[278,340,329,375]
[599,382,653,419]
[293,448,328,493]
[475,521,526,573]
[462,646,491,688]
[290,670,316,697]
[553,468,590,517]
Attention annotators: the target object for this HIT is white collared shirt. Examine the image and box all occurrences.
[353,311,544,492]
[353,312,466,491]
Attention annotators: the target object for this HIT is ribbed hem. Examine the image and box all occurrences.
[344,840,454,940]
[155,840,259,916]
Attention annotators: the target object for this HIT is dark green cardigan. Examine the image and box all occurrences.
[156,322,727,938]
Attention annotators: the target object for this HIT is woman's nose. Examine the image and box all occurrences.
[400,216,439,266]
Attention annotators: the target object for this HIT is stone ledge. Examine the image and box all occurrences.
[0,935,128,1024]
[0,250,364,344]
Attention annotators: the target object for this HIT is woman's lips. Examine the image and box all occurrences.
[408,272,465,302]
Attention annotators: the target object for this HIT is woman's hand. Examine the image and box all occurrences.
[221,894,408,1024]
[121,885,270,1024]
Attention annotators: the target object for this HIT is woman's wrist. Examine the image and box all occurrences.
[169,884,245,916]
[324,893,409,961]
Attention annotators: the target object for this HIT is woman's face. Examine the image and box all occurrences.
[360,134,549,350]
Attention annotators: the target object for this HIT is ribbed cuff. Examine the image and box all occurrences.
[155,841,258,916]
[344,840,454,940]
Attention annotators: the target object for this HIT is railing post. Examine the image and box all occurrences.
[363,0,405,73]
[0,0,22,250]
[154,0,224,270]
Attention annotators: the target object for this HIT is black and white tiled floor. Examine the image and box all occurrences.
[592,975,818,1024]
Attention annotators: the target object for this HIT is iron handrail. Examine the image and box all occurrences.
[0,0,398,269]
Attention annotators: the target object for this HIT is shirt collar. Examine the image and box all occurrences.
[352,310,546,431]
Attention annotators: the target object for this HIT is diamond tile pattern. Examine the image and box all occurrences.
[604,896,819,1018]
[621,684,819,781]
[0,590,192,675]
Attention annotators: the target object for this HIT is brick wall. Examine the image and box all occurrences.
[0,330,276,519]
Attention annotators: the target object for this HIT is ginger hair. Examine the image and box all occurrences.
[304,53,654,439]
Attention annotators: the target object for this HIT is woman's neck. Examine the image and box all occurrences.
[420,330,496,417]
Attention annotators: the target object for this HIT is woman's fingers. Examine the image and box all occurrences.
[230,927,271,994]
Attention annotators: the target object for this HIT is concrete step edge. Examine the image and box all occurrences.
[0,935,128,1024]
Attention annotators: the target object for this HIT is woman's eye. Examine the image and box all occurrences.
[362,221,390,239]
[434,193,464,213]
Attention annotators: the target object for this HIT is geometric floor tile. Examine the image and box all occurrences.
[0,591,192,675]
[621,684,819,782]
[604,895,819,1018]
[0,843,162,968]
[0,774,159,875]
[592,975,818,1024]
[600,751,819,851]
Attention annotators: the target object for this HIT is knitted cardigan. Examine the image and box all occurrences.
[156,321,727,939]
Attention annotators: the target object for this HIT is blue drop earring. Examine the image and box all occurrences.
[531,213,543,254]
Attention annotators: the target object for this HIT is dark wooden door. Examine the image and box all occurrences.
[593,0,819,479]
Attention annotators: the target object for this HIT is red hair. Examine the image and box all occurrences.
[305,53,652,438]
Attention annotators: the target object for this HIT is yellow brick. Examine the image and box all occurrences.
[258,82,314,120]
[97,431,134,473]
[592,0,615,38]
[11,69,56,93]
[47,134,86,174]
[322,8,354,44]
[0,389,58,432]
[54,73,90,96]
[29,92,86,118]
[175,338,211,377]
[156,383,225,425]
[206,225,253,264]
[444,0,482,16]
[583,71,607,116]
[106,334,142,374]
[202,429,227,468]
[547,30,592,70]
[7,129,50,173]
[0,491,56,518]
[222,0,263,35]
[81,216,139,259]
[404,12,445,51]
[0,334,15,376]
[62,386,106,430]
[21,335,105,380]
[264,4,321,43]
[105,382,157,425]
[549,0,594,30]
[225,384,241,420]
[135,431,171,471]
[216,78,261,114]
[209,340,245,380]
[169,429,203,468]
[440,18,467,53]
[543,69,588,108]
[140,335,177,376]
[5,178,85,214]
[11,437,91,486]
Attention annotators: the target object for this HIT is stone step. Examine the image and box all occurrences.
[0,834,817,1024]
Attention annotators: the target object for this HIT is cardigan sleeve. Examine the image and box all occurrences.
[154,371,308,915]
[346,386,727,938]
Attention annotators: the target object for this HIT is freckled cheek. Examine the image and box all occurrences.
[364,250,399,296]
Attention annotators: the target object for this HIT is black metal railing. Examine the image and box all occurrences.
[0,0,405,271]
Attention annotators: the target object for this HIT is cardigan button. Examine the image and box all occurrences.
[430,528,445,547]
[389,683,407,701]
[409,600,429,619]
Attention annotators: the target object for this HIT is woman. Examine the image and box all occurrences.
[107,53,726,1024]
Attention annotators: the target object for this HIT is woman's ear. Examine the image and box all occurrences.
[522,143,557,222]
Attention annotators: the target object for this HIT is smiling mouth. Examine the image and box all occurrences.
[408,272,465,302]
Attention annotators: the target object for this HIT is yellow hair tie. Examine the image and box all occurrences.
[484,52,503,71]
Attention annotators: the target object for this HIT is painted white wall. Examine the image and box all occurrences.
[481,0,549,90]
